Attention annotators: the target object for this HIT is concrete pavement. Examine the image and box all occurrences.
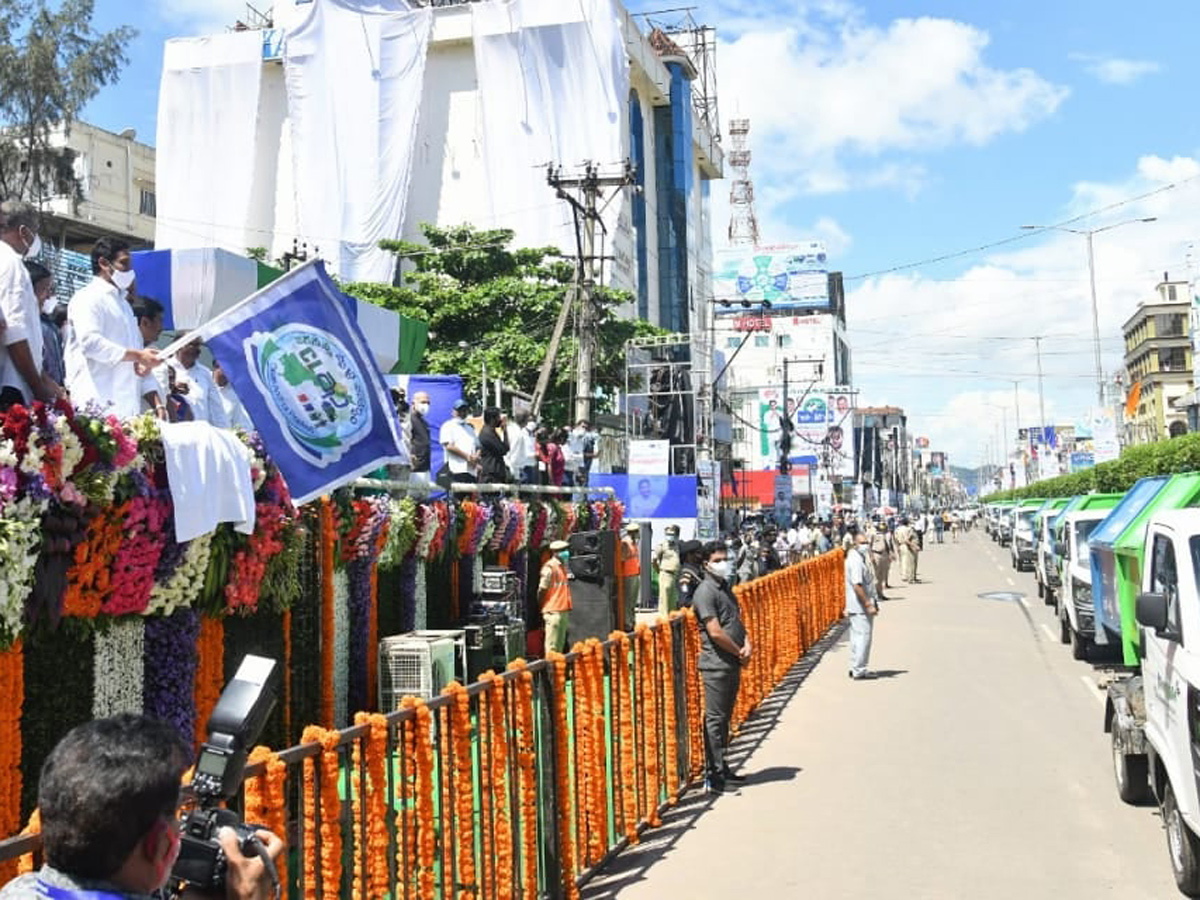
[583,529,1180,899]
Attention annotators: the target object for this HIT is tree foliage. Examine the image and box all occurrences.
[984,432,1200,500]
[343,223,668,423]
[0,0,135,201]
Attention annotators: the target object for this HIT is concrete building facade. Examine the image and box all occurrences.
[1122,279,1193,444]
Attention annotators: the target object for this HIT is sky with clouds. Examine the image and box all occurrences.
[82,0,1200,470]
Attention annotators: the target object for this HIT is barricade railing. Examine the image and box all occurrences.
[0,551,846,898]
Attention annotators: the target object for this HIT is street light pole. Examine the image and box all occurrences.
[1022,217,1156,408]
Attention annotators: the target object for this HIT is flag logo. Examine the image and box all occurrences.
[246,323,373,466]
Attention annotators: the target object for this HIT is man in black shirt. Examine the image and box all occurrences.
[691,540,751,795]
[408,389,432,484]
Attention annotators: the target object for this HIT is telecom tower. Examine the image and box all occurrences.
[727,119,760,246]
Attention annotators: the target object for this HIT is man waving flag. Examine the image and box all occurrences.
[169,259,405,505]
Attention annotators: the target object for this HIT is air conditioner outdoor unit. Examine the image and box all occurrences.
[378,634,459,711]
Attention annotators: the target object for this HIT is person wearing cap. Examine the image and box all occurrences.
[894,516,919,583]
[620,523,641,625]
[440,398,479,483]
[676,540,705,606]
[539,540,573,653]
[651,524,681,616]
[868,520,896,600]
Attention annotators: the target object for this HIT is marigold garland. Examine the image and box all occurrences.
[609,631,638,843]
[193,615,224,750]
[300,725,343,899]
[61,501,130,618]
[658,622,680,803]
[353,712,390,900]
[242,745,289,891]
[487,672,515,898]
[410,698,437,899]
[640,626,661,827]
[444,681,477,898]
[546,652,579,898]
[0,641,23,886]
[507,659,539,900]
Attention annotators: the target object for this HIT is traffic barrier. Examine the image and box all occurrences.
[0,551,846,897]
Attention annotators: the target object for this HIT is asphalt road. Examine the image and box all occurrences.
[583,529,1181,899]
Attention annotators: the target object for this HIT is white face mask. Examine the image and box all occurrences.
[111,267,136,291]
[707,560,731,580]
[21,228,42,260]
[415,401,430,415]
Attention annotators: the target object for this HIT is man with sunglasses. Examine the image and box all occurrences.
[0,713,283,900]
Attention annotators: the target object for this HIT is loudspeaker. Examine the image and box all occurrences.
[568,554,604,582]
[568,577,614,643]
[569,530,616,574]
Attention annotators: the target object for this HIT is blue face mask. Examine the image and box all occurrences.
[557,551,570,562]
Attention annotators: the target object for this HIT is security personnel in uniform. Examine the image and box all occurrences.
[539,539,573,653]
[651,524,681,616]
[620,523,641,628]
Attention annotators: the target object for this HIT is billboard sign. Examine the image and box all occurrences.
[714,242,829,313]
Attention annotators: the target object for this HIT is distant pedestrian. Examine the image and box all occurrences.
[477,407,511,484]
[692,540,751,794]
[620,523,641,626]
[845,530,879,679]
[677,540,705,606]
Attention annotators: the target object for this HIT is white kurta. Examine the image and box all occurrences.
[161,361,229,429]
[215,381,253,431]
[0,241,43,400]
[64,277,142,418]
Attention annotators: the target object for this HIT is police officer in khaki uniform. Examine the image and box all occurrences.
[652,524,682,616]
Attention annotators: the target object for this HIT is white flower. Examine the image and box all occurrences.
[93,619,145,717]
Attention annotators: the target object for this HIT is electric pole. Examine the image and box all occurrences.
[544,161,635,424]
[1034,336,1047,475]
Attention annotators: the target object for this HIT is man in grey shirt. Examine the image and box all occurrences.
[692,540,752,795]
[845,530,880,679]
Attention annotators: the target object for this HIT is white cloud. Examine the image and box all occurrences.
[716,10,1067,206]
[155,0,256,36]
[843,154,1200,468]
[1070,53,1162,85]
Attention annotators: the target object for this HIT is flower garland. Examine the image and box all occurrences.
[456,499,480,557]
[301,725,344,899]
[546,652,579,899]
[142,609,199,746]
[332,569,351,728]
[243,746,289,890]
[487,673,514,897]
[0,497,45,641]
[104,492,169,616]
[319,499,337,728]
[62,500,130,618]
[0,640,22,886]
[193,615,225,749]
[636,625,661,827]
[378,496,418,570]
[406,697,436,898]
[92,618,145,718]
[353,713,390,900]
[527,503,548,550]
[658,621,680,803]
[445,682,478,896]
[681,610,706,781]
[581,640,608,865]
[610,631,638,843]
[414,559,427,631]
[144,532,212,617]
[508,659,539,900]
[506,500,527,554]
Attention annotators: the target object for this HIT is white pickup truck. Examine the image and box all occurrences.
[1107,509,1200,895]
[1055,510,1109,661]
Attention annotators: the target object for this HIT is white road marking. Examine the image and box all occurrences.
[1017,595,1031,611]
[1080,675,1106,706]
[1006,576,1015,586]
[1039,623,1057,642]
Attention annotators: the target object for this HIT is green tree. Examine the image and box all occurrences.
[343,223,667,423]
[0,0,135,201]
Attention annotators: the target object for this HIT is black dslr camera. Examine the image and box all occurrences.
[171,654,280,895]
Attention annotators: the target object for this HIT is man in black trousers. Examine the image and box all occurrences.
[691,540,752,795]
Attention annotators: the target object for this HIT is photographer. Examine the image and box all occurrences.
[0,714,283,900]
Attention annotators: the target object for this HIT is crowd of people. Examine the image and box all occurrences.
[0,201,253,430]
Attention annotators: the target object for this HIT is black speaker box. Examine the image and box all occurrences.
[568,577,614,643]
[569,530,616,573]
[569,554,604,582]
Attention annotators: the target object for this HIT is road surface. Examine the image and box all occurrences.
[583,529,1180,899]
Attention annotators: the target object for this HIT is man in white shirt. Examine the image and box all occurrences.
[439,398,479,483]
[505,411,535,484]
[0,201,62,407]
[64,237,159,417]
[132,297,170,421]
[211,358,253,431]
[162,337,229,428]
